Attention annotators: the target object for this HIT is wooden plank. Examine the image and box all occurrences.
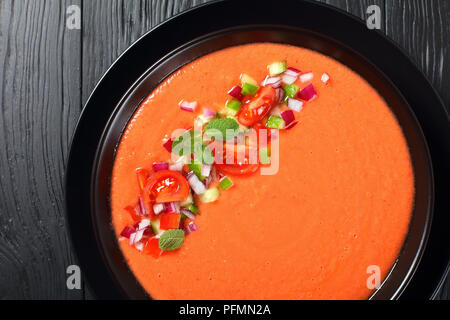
[385,0,450,111]
[0,0,82,299]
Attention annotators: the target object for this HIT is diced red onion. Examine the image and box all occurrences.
[181,208,196,220]
[203,107,216,118]
[129,232,136,245]
[120,226,135,239]
[201,164,212,177]
[187,171,206,195]
[286,120,299,130]
[152,161,169,172]
[286,97,303,112]
[298,84,317,101]
[262,76,282,88]
[138,196,147,215]
[163,138,173,152]
[179,100,198,112]
[135,242,144,251]
[169,161,183,172]
[281,73,297,85]
[166,202,180,213]
[275,88,285,104]
[299,72,314,83]
[285,67,301,77]
[138,219,151,230]
[153,203,165,215]
[321,72,330,84]
[228,85,244,101]
[185,221,199,234]
[281,110,296,127]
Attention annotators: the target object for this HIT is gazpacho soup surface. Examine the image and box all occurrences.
[110,43,414,300]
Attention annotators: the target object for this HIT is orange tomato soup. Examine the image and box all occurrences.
[110,43,414,299]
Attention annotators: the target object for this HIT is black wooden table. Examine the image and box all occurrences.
[0,0,448,300]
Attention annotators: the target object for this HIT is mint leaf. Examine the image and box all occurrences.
[171,130,202,156]
[204,118,239,141]
[158,229,185,251]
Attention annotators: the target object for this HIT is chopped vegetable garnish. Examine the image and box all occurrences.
[283,83,299,100]
[158,229,185,251]
[189,161,205,180]
[226,99,242,115]
[298,83,317,101]
[120,226,135,239]
[187,171,207,195]
[299,72,314,83]
[188,203,199,214]
[199,187,220,203]
[262,76,282,88]
[259,148,271,165]
[185,221,199,234]
[228,85,244,100]
[286,97,303,112]
[219,176,233,190]
[321,72,330,84]
[124,60,328,257]
[266,115,285,129]
[179,100,198,112]
[241,82,259,96]
[281,110,296,127]
[144,237,162,258]
[163,138,173,153]
[240,73,258,86]
[160,212,181,230]
[152,162,169,172]
[267,61,287,76]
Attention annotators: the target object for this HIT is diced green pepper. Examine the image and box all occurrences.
[219,176,234,190]
[188,203,199,214]
[283,83,298,100]
[266,116,284,129]
[189,161,205,180]
[259,147,271,164]
[226,99,242,115]
[241,82,259,96]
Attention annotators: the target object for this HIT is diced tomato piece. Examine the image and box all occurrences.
[124,205,141,222]
[160,212,182,230]
[144,170,190,203]
[143,237,162,258]
[214,141,260,176]
[135,168,150,190]
[237,86,278,127]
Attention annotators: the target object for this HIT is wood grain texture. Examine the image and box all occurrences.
[0,0,447,299]
[0,0,82,299]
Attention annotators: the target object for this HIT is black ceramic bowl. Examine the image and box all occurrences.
[65,0,450,300]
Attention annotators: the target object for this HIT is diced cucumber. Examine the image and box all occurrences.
[226,99,242,115]
[240,73,258,86]
[267,61,287,76]
[241,83,259,96]
[151,219,163,235]
[219,177,233,190]
[180,193,193,207]
[283,83,299,99]
[199,187,220,203]
[266,116,284,129]
[259,147,271,164]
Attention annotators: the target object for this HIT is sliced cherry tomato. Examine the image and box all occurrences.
[144,170,190,203]
[215,142,259,176]
[143,237,163,258]
[160,212,182,230]
[252,123,272,146]
[237,86,278,127]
